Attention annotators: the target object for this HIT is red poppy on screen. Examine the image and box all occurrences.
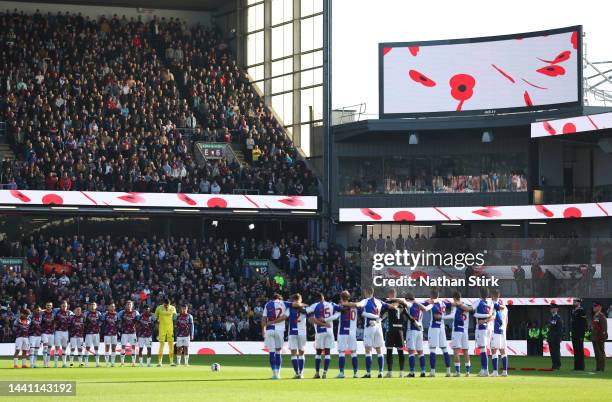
[117,193,145,204]
[563,207,582,218]
[571,31,578,50]
[562,123,576,134]
[383,47,392,56]
[42,194,64,205]
[177,193,197,206]
[537,50,571,64]
[207,197,228,208]
[408,46,419,56]
[449,74,476,111]
[278,197,305,207]
[409,70,436,87]
[535,205,554,218]
[10,190,31,202]
[471,207,501,218]
[393,210,416,222]
[543,121,556,135]
[360,208,382,220]
[523,91,533,107]
[536,65,566,77]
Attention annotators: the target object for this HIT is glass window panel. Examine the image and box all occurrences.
[272,57,293,77]
[300,67,322,87]
[301,0,323,17]
[247,0,262,5]
[272,93,293,126]
[300,88,313,123]
[247,32,264,65]
[300,15,322,52]
[248,65,264,82]
[301,123,311,157]
[339,157,384,195]
[271,74,293,94]
[300,50,323,70]
[272,23,293,60]
[247,4,264,32]
[313,85,322,120]
[272,0,293,25]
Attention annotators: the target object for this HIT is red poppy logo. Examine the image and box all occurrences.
[472,207,501,218]
[536,65,566,77]
[491,64,515,83]
[543,121,556,135]
[524,91,533,107]
[42,194,64,205]
[177,193,197,206]
[197,348,216,355]
[562,123,576,134]
[408,46,419,56]
[278,197,305,207]
[535,205,554,218]
[360,208,382,220]
[409,70,436,87]
[393,210,416,222]
[571,31,578,50]
[449,74,476,111]
[538,50,571,65]
[563,207,582,218]
[117,193,145,204]
[10,190,31,202]
[207,197,228,208]
[383,47,392,56]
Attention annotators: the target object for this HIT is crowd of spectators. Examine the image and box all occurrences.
[0,10,316,196]
[0,233,358,342]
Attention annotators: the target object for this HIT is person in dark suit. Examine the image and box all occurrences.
[548,302,564,370]
[570,298,587,370]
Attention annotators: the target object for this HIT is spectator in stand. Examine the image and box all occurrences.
[1,233,358,343]
[0,10,314,196]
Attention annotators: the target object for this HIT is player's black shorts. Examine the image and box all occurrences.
[385,328,404,348]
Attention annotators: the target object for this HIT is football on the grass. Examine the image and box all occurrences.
[211,363,221,372]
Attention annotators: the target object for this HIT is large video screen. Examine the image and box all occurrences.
[380,26,582,117]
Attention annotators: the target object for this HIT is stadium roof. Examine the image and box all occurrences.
[13,0,227,11]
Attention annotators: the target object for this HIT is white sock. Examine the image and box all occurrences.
[185,355,189,365]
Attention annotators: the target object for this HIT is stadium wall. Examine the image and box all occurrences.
[0,1,213,26]
[0,341,610,357]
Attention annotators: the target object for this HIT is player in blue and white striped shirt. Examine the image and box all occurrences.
[336,291,362,378]
[283,293,309,378]
[306,293,341,379]
[423,289,452,377]
[490,289,509,377]
[472,287,494,376]
[343,287,395,378]
[262,294,289,379]
[448,291,473,376]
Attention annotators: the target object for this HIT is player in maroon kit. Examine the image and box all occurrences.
[84,302,103,368]
[118,301,140,367]
[102,303,119,367]
[40,302,55,368]
[13,308,31,368]
[137,305,156,367]
[28,306,43,368]
[69,307,86,367]
[53,300,73,368]
[174,305,195,366]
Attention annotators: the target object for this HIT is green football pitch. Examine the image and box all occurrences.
[0,355,610,402]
